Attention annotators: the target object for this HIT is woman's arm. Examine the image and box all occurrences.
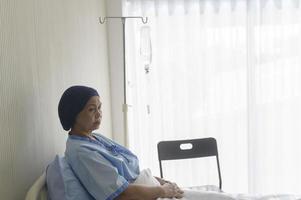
[115,182,184,200]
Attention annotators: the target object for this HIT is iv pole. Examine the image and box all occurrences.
[99,16,148,147]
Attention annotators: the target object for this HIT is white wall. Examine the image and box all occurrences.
[105,0,126,145]
[0,0,111,199]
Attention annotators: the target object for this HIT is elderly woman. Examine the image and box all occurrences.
[58,85,184,200]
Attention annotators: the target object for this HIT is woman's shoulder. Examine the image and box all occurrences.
[93,133,124,146]
[66,135,99,156]
[92,132,110,141]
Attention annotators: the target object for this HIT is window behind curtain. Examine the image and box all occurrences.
[123,0,301,194]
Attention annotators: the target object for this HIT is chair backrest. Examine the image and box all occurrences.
[157,137,222,190]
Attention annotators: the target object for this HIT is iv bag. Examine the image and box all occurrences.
[140,26,152,73]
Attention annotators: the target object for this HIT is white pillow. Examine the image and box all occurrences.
[134,168,161,186]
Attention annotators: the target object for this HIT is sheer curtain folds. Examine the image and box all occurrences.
[123,0,301,194]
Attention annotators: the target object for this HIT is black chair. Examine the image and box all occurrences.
[157,137,222,190]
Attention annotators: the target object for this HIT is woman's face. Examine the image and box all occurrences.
[73,96,102,133]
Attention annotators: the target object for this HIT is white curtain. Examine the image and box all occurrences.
[123,0,301,194]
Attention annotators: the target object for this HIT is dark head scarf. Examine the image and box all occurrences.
[58,85,99,131]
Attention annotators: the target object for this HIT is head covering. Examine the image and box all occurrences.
[58,85,99,131]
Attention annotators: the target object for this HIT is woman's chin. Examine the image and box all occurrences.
[93,123,101,130]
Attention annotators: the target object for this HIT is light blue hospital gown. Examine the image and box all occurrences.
[65,133,140,200]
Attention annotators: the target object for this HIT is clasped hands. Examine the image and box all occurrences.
[155,177,184,199]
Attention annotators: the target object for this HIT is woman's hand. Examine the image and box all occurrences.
[161,182,184,199]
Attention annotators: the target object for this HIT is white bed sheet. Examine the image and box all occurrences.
[135,169,301,200]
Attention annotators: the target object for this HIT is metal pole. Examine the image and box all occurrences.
[121,18,127,105]
[121,18,129,147]
[99,16,148,147]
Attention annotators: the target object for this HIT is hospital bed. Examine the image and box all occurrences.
[25,172,47,200]
[25,170,301,200]
[25,137,301,200]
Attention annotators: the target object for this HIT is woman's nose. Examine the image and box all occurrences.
[96,109,102,118]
